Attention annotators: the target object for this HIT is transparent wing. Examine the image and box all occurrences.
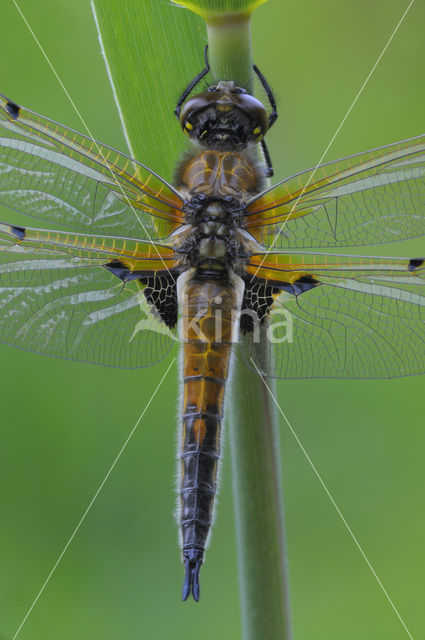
[245,136,425,249]
[0,223,177,368]
[242,252,425,379]
[0,93,185,240]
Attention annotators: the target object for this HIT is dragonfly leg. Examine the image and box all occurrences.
[175,45,210,119]
[253,63,278,128]
[260,138,274,177]
[253,64,277,176]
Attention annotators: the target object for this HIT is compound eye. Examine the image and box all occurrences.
[252,126,262,138]
[232,87,246,95]
[207,86,218,93]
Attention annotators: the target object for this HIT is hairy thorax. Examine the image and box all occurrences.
[172,150,264,273]
[176,149,263,200]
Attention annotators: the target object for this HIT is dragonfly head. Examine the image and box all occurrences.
[179,80,269,151]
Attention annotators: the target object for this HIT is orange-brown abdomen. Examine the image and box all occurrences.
[178,269,243,600]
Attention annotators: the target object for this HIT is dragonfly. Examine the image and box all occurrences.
[0,48,425,602]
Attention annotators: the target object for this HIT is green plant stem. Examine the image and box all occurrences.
[231,340,292,639]
[206,18,292,640]
[206,14,253,90]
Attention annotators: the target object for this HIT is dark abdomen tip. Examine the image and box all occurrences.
[182,549,203,602]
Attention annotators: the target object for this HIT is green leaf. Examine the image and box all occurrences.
[92,0,205,178]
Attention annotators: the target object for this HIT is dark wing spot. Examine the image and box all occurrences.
[104,260,130,281]
[292,275,320,295]
[408,258,424,272]
[5,101,20,120]
[266,274,320,296]
[10,225,26,240]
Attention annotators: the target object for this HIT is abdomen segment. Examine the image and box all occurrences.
[178,269,242,600]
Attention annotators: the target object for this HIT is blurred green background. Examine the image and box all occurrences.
[0,0,424,638]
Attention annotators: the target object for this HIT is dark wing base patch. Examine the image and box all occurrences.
[241,275,320,333]
[140,273,178,329]
[104,260,178,329]
[240,278,281,334]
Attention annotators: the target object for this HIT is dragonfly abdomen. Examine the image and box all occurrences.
[178,269,243,601]
[180,380,222,602]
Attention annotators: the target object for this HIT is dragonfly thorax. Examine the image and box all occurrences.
[174,147,265,272]
[176,149,264,202]
[175,196,242,271]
